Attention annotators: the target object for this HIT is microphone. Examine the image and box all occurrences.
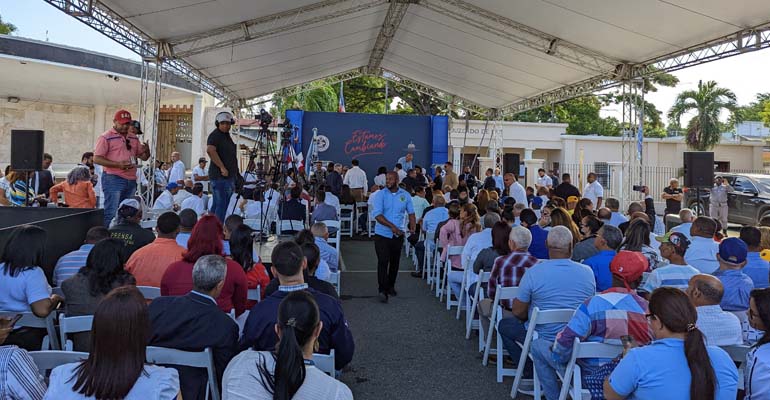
[312,127,318,135]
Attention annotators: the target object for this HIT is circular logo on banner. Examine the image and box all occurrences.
[316,135,330,152]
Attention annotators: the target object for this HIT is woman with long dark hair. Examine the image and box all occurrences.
[620,219,663,270]
[746,288,770,398]
[0,225,62,350]
[161,215,248,316]
[229,224,269,308]
[604,287,738,400]
[572,214,603,262]
[472,221,511,274]
[223,290,352,399]
[45,286,179,399]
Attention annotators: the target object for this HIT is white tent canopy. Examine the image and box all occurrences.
[83,0,770,112]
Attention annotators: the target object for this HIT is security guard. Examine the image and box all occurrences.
[709,176,734,235]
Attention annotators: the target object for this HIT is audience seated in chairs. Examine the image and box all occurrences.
[53,226,110,286]
[684,216,720,274]
[312,222,339,273]
[278,186,308,226]
[62,238,136,351]
[228,224,270,308]
[640,232,698,295]
[604,287,738,400]
[311,190,338,228]
[472,220,510,275]
[180,183,206,216]
[0,315,47,399]
[459,213,499,287]
[411,195,448,277]
[175,208,197,249]
[223,214,243,256]
[46,286,180,399]
[149,255,237,400]
[126,212,185,287]
[685,274,743,346]
[532,250,653,400]
[741,226,770,289]
[712,238,754,314]
[240,241,354,369]
[48,166,96,209]
[519,208,549,260]
[581,225,623,292]
[497,226,595,379]
[572,214,602,262]
[296,229,331,281]
[153,182,181,212]
[109,198,155,257]
[747,288,770,398]
[265,242,339,300]
[223,290,353,400]
[0,225,63,350]
[161,215,248,317]
[237,188,269,220]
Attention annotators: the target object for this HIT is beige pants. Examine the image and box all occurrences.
[709,202,728,230]
[478,298,514,336]
[351,188,364,202]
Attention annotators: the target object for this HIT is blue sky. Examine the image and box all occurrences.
[2,1,770,123]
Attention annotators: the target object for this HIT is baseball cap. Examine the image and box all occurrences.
[129,120,143,135]
[719,237,748,264]
[531,196,543,208]
[166,182,179,190]
[216,112,234,123]
[198,157,207,163]
[610,250,649,286]
[114,109,132,125]
[655,232,690,254]
[567,196,579,203]
[118,198,140,210]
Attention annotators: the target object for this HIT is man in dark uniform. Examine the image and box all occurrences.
[206,111,240,222]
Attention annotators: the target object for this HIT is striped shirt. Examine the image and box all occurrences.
[553,288,652,367]
[53,244,94,286]
[488,250,538,309]
[0,345,47,400]
[640,263,699,293]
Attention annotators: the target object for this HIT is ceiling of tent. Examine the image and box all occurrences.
[97,0,770,108]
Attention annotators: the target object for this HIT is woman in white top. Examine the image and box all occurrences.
[747,288,770,399]
[223,291,352,400]
[45,286,179,400]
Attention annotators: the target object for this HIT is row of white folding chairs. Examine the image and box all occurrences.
[0,311,60,350]
[339,204,355,237]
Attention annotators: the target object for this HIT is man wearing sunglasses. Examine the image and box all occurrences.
[94,109,150,227]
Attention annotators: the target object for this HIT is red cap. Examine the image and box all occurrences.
[610,250,648,286]
[114,109,132,125]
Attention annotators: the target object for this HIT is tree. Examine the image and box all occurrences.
[730,93,770,125]
[0,14,16,35]
[273,85,338,116]
[668,80,738,151]
[760,101,770,128]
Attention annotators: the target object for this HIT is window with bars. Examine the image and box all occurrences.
[594,162,610,190]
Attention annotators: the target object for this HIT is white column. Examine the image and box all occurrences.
[452,147,462,167]
[524,159,545,187]
[93,104,106,141]
[191,94,205,163]
[524,147,535,160]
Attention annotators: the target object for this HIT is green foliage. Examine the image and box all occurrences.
[731,93,770,126]
[668,80,738,151]
[274,85,338,116]
[760,101,770,128]
[0,14,16,35]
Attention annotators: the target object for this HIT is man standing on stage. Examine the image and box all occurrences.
[94,109,150,227]
[344,159,368,202]
[207,111,240,222]
[444,161,459,190]
[373,171,416,303]
[710,176,734,236]
[168,151,186,185]
[397,152,414,171]
[459,165,477,197]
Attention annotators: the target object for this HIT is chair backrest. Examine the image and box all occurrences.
[146,346,220,400]
[573,338,624,359]
[137,286,161,300]
[59,314,94,351]
[3,311,61,350]
[141,219,158,229]
[278,220,305,234]
[721,344,751,363]
[530,307,576,326]
[312,349,336,377]
[447,245,464,257]
[479,271,492,284]
[340,205,354,213]
[247,287,261,302]
[244,218,264,232]
[325,271,341,295]
[322,220,342,232]
[29,350,89,375]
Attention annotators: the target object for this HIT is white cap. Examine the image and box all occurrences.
[118,198,140,210]
[216,112,234,123]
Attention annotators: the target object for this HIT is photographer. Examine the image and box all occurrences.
[619,186,657,234]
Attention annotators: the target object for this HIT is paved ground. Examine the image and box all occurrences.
[337,236,519,400]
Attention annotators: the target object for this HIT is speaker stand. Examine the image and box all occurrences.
[695,186,702,217]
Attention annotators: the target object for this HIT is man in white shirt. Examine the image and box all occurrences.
[504,173,528,206]
[583,172,604,208]
[191,157,210,192]
[670,208,694,239]
[174,179,194,205]
[605,198,628,227]
[394,163,407,183]
[342,159,368,202]
[684,216,720,273]
[322,185,341,215]
[153,182,181,211]
[536,168,553,189]
[181,183,207,216]
[686,274,743,346]
[168,151,186,185]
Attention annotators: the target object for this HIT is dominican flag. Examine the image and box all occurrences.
[338,82,346,113]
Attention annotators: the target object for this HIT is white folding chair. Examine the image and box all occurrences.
[511,307,576,399]
[278,219,305,235]
[558,338,623,400]
[339,205,354,237]
[146,346,220,400]
[321,220,342,264]
[312,349,337,377]
[141,219,158,229]
[481,287,520,383]
[422,232,435,282]
[2,311,61,350]
[354,202,368,235]
[430,244,442,291]
[59,314,94,351]
[454,256,475,316]
[137,286,161,300]
[29,350,88,375]
[367,207,376,237]
[244,218,267,232]
[440,246,464,303]
[247,286,261,303]
[325,271,341,295]
[721,344,751,390]
[466,271,491,340]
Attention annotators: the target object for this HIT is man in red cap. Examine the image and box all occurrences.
[94,109,150,227]
[530,250,652,400]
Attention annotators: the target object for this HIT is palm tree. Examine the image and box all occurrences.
[668,80,737,150]
[274,85,338,117]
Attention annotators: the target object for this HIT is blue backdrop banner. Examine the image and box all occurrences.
[300,112,438,184]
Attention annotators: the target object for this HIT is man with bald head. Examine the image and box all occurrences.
[684,216,720,273]
[168,151,186,185]
[686,274,743,346]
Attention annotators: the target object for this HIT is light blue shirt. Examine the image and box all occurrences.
[175,232,192,249]
[422,207,449,234]
[373,187,415,238]
[397,156,413,171]
[744,252,770,289]
[670,222,692,239]
[516,258,595,340]
[412,196,430,220]
[609,338,738,400]
[608,212,628,227]
[53,244,95,286]
[494,175,504,191]
[315,259,331,281]
[0,264,51,312]
[684,236,720,274]
[45,363,180,400]
[314,237,339,272]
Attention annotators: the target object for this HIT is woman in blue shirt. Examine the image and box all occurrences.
[746,288,770,399]
[605,287,738,400]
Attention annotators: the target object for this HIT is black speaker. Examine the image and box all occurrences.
[683,151,714,187]
[11,130,45,171]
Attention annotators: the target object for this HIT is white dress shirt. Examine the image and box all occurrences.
[508,182,528,206]
[684,236,720,274]
[536,175,553,188]
[396,169,407,182]
[343,166,368,192]
[174,189,193,205]
[583,180,604,206]
[181,195,206,216]
[324,192,341,215]
[374,174,386,188]
[168,160,185,184]
[461,228,493,270]
[153,190,176,210]
[192,165,209,191]
[696,305,743,346]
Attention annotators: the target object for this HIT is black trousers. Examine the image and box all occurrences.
[374,234,404,293]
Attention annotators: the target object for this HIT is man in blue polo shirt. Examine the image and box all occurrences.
[411,195,448,278]
[373,171,416,303]
[713,238,754,313]
[53,226,110,285]
[582,225,623,291]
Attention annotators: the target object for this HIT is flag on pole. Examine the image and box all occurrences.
[338,82,346,113]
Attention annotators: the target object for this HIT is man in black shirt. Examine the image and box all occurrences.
[325,162,342,196]
[553,173,581,200]
[108,198,155,257]
[661,177,683,216]
[278,186,307,232]
[482,168,497,191]
[402,168,421,193]
[264,242,339,299]
[206,112,240,222]
[459,165,477,197]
